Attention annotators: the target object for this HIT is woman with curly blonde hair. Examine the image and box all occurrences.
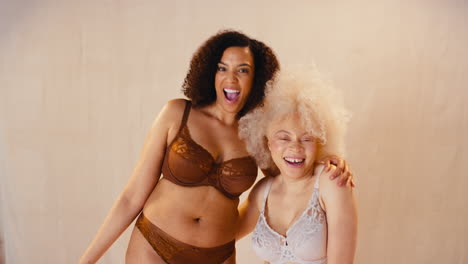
[237,67,357,264]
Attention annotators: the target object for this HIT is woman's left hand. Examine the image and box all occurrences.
[318,155,355,187]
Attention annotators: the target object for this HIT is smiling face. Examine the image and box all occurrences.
[214,46,255,115]
[267,113,318,179]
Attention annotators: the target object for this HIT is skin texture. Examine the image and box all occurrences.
[214,47,255,116]
[267,113,318,181]
[79,47,352,263]
[237,115,357,264]
[125,47,256,263]
[79,47,255,264]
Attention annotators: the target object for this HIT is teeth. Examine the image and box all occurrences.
[224,89,240,94]
[284,157,304,163]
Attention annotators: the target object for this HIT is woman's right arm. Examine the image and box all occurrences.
[78,99,186,264]
[236,177,269,240]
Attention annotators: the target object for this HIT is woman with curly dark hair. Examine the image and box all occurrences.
[79,30,352,264]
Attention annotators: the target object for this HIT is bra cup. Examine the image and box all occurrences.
[253,242,281,263]
[218,158,258,196]
[252,217,282,262]
[251,180,328,264]
[287,197,328,261]
[167,149,212,184]
[288,219,328,261]
[161,100,258,199]
[294,234,327,261]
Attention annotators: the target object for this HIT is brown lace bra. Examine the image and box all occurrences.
[161,100,258,199]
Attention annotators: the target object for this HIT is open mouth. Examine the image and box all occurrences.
[283,157,305,166]
[223,89,240,103]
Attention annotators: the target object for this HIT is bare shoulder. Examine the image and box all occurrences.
[143,98,188,148]
[166,98,187,109]
[158,98,187,121]
[150,98,187,129]
[318,165,354,209]
[320,165,354,191]
[248,177,272,209]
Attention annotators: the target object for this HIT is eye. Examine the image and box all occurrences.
[238,68,250,74]
[301,137,314,142]
[217,65,226,71]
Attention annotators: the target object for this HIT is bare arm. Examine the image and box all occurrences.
[320,167,358,264]
[78,99,186,264]
[236,177,269,240]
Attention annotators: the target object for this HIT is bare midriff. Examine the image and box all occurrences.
[142,178,240,248]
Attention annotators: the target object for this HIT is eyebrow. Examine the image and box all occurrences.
[274,130,290,135]
[218,61,253,68]
[274,130,311,137]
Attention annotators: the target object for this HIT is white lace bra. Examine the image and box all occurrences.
[251,166,328,264]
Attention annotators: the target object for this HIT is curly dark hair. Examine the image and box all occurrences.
[182,30,280,118]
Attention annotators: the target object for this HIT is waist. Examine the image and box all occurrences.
[142,179,239,247]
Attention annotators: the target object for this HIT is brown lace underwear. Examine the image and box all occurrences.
[136,213,235,264]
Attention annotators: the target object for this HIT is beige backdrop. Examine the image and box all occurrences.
[1,0,467,263]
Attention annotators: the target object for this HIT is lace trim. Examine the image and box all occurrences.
[170,126,213,173]
[252,189,327,264]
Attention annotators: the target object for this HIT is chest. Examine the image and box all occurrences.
[187,115,248,162]
[252,188,328,264]
[265,191,315,236]
[164,123,258,199]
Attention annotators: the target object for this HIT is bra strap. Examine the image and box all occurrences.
[261,178,274,212]
[314,165,326,189]
[177,100,192,134]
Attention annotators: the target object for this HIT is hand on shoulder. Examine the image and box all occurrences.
[318,164,354,212]
[318,155,354,187]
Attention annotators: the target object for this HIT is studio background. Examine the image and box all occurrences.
[1,0,467,263]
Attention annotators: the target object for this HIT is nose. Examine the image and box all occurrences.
[288,140,303,151]
[226,70,238,83]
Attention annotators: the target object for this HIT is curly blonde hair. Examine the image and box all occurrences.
[238,66,350,170]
